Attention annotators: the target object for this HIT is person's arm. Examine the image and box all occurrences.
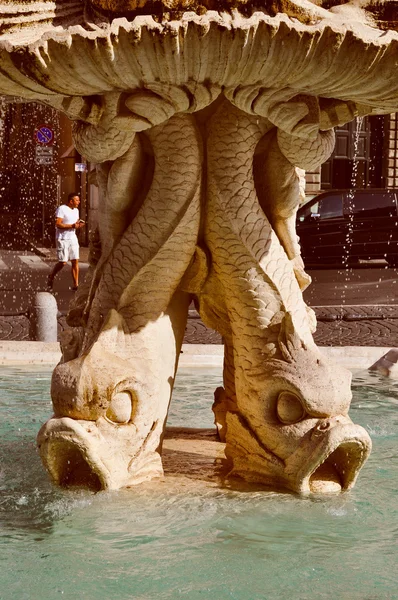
[55,217,79,229]
[55,217,84,230]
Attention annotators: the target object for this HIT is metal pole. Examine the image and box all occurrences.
[42,165,45,243]
[83,165,89,246]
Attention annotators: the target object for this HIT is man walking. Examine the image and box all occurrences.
[47,192,85,291]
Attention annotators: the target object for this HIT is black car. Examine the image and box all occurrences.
[296,189,398,266]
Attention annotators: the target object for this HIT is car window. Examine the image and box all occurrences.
[298,202,318,222]
[317,194,343,219]
[345,191,397,217]
[298,194,343,222]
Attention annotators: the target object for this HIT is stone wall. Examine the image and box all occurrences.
[386,113,398,188]
[305,167,322,197]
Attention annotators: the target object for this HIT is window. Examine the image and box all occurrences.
[346,191,397,217]
[298,202,318,222]
[298,194,343,222]
[317,194,343,219]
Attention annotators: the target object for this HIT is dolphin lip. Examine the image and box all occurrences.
[290,423,372,494]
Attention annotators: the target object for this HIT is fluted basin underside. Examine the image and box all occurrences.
[0,5,398,117]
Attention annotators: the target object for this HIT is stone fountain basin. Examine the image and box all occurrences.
[0,340,392,370]
[0,8,398,119]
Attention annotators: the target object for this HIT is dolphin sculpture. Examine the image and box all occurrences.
[2,0,397,492]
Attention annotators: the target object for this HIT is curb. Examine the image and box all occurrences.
[0,341,61,365]
[0,341,392,370]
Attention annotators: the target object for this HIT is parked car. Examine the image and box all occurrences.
[296,188,398,266]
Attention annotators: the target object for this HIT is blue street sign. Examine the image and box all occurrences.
[35,125,54,145]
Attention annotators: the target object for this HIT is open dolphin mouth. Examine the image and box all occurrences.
[308,441,367,493]
[37,416,164,491]
[290,423,372,494]
[38,417,372,495]
[37,417,112,491]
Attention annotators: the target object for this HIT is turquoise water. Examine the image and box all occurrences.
[1,366,398,600]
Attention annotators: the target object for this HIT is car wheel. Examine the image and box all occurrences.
[387,256,398,268]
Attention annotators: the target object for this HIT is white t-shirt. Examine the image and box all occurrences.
[55,205,79,240]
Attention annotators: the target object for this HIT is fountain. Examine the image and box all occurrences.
[2,0,398,495]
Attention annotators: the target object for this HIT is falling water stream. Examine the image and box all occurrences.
[339,117,363,304]
[0,99,60,246]
[0,97,6,138]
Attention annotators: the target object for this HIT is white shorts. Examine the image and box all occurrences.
[56,238,79,262]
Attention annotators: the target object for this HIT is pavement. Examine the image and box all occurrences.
[0,242,397,349]
[0,244,91,315]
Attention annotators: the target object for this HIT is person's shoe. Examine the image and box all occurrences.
[71,286,79,292]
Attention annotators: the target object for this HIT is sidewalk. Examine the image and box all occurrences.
[1,304,398,347]
[0,245,90,315]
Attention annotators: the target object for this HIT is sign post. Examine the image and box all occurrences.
[35,145,54,166]
[34,125,55,243]
[35,125,54,146]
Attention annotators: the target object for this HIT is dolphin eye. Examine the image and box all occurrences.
[106,391,132,424]
[276,391,305,424]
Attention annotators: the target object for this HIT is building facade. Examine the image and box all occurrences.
[0,101,397,250]
[305,115,394,198]
[0,101,91,249]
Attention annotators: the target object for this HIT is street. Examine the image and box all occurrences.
[304,261,398,306]
[0,249,397,347]
[0,248,89,314]
[0,249,397,317]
